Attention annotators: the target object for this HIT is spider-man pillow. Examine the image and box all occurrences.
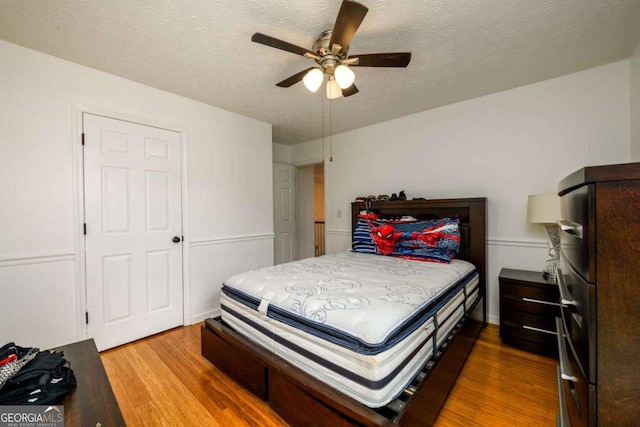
[353,216,461,263]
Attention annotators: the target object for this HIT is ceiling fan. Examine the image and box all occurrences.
[251,0,411,99]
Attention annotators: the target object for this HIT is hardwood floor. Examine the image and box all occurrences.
[101,324,558,426]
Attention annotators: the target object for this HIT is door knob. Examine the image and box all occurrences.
[172,236,182,243]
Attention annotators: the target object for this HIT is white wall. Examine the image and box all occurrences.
[631,42,640,161]
[0,40,274,349]
[290,60,631,324]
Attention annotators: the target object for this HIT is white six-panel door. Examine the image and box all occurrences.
[273,163,296,264]
[83,113,183,350]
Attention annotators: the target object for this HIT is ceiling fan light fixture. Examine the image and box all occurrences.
[326,76,343,99]
[334,64,355,89]
[303,68,324,92]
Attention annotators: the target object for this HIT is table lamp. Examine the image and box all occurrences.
[527,193,561,280]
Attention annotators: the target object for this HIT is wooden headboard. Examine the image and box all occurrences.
[351,198,487,307]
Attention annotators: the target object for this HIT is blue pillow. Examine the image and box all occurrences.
[352,218,377,254]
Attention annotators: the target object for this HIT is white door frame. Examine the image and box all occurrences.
[71,104,190,342]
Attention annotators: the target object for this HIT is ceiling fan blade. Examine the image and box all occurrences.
[349,52,412,67]
[342,83,359,97]
[252,33,319,59]
[329,0,368,53]
[276,67,316,88]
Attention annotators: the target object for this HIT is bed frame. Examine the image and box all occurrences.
[201,198,487,426]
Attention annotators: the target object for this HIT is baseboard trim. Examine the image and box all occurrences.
[191,307,220,324]
[0,251,75,267]
[190,233,274,247]
[487,314,499,325]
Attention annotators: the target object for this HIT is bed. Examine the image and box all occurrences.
[202,198,487,426]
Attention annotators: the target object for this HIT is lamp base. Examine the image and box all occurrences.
[542,224,560,281]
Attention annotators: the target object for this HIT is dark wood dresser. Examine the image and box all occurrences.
[555,162,640,426]
[499,268,559,358]
[53,339,125,426]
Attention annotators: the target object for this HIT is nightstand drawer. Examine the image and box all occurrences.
[502,310,557,334]
[501,282,560,316]
[502,321,556,344]
[501,325,558,357]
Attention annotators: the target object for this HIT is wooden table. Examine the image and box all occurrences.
[53,339,125,426]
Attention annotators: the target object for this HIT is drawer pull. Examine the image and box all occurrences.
[558,219,583,239]
[556,366,569,427]
[522,297,561,307]
[556,269,576,307]
[523,325,557,335]
[555,317,578,382]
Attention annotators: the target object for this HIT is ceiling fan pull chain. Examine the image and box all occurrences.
[329,94,333,162]
[322,92,326,162]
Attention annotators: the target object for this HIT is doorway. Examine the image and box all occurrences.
[83,113,184,350]
[296,163,325,260]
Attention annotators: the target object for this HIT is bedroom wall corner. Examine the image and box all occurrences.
[631,41,640,161]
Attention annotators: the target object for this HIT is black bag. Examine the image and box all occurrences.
[0,349,76,405]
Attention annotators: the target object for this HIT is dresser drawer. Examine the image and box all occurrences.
[557,263,596,384]
[556,318,595,427]
[559,184,595,282]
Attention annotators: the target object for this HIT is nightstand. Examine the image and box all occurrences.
[499,268,560,358]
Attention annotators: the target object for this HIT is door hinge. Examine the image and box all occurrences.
[83,223,87,235]
[81,133,85,145]
[85,312,89,324]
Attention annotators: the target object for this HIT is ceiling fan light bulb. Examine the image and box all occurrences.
[303,68,324,92]
[326,77,343,99]
[334,65,355,89]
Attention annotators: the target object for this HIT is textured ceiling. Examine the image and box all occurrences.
[1,0,639,145]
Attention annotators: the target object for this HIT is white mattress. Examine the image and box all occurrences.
[221,252,479,407]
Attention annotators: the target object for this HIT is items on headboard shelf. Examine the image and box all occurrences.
[355,191,409,210]
[355,190,425,211]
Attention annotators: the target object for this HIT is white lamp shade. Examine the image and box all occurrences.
[326,77,343,99]
[527,193,561,224]
[303,68,324,92]
[334,65,355,89]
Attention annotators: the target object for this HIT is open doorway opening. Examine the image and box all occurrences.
[296,162,325,260]
[313,163,325,257]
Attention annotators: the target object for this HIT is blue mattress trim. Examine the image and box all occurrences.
[221,304,435,390]
[222,269,478,355]
[221,293,480,392]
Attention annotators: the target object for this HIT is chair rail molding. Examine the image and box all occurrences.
[190,233,275,247]
[0,251,75,267]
